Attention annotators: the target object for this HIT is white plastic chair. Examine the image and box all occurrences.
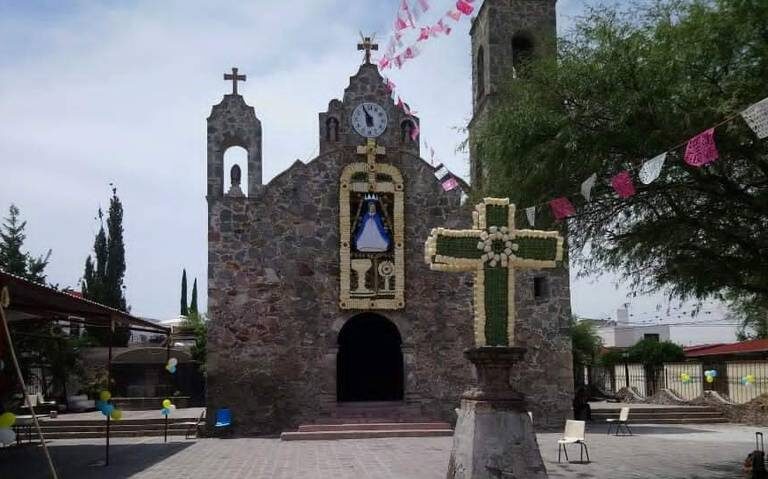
[606,407,632,436]
[557,420,590,463]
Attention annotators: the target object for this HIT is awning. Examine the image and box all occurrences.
[0,270,169,334]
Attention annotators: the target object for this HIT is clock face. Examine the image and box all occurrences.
[351,102,388,138]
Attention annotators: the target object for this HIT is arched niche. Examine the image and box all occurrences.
[223,146,248,196]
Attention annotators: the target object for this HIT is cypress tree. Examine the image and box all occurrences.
[180,269,189,316]
[104,188,127,311]
[82,188,130,345]
[189,278,198,315]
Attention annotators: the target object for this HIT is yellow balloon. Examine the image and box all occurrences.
[0,412,16,428]
[162,399,172,409]
[99,391,112,401]
[706,375,714,383]
[110,409,123,421]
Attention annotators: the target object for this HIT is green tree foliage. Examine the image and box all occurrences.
[81,188,130,346]
[571,318,603,368]
[0,204,51,283]
[600,339,684,369]
[180,269,188,316]
[733,294,768,340]
[181,312,207,374]
[476,1,768,309]
[189,277,198,315]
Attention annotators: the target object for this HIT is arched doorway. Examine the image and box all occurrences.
[337,313,404,402]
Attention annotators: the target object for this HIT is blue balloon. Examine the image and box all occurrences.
[170,366,176,374]
[161,408,170,416]
[711,370,718,378]
[101,404,114,417]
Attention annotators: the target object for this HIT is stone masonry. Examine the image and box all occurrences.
[206,30,572,435]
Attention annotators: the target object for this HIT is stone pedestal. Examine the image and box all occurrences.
[447,347,548,479]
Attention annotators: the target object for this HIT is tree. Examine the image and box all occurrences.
[733,294,768,340]
[181,312,207,374]
[625,339,685,368]
[81,188,130,345]
[0,204,51,283]
[571,318,603,369]
[476,1,768,310]
[189,278,198,315]
[180,269,189,316]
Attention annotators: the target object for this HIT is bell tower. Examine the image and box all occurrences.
[206,67,262,199]
[468,0,557,189]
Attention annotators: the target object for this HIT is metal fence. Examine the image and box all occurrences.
[586,360,768,404]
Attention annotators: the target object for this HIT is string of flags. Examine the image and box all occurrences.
[382,73,463,193]
[522,96,768,226]
[378,0,475,72]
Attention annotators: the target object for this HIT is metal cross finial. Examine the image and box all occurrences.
[357,33,378,64]
[223,67,246,95]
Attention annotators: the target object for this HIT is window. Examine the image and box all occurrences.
[512,34,535,74]
[533,276,548,299]
[476,46,485,98]
[644,333,660,342]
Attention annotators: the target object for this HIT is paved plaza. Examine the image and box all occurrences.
[0,422,759,479]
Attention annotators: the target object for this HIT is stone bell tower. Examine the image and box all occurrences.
[206,67,263,198]
[468,0,557,189]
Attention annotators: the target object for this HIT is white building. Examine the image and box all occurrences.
[594,301,738,348]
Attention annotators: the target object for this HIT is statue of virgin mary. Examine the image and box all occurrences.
[353,195,391,253]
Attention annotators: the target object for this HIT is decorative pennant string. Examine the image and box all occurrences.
[580,173,597,201]
[610,170,636,198]
[684,128,719,167]
[742,97,768,139]
[525,206,536,227]
[639,152,666,185]
[549,197,576,220]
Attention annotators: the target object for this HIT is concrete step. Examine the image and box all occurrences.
[597,417,730,425]
[298,422,451,432]
[312,417,436,425]
[281,428,454,441]
[592,406,719,414]
[24,429,194,440]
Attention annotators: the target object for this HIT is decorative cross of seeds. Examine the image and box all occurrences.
[356,138,386,188]
[424,198,564,346]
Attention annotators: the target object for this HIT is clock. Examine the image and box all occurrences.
[351,102,388,138]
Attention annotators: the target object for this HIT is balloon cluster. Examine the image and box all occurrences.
[741,374,756,386]
[679,372,692,384]
[704,369,718,383]
[0,412,16,445]
[165,357,178,374]
[95,390,123,421]
[161,398,176,416]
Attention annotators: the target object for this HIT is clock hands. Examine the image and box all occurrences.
[363,106,374,127]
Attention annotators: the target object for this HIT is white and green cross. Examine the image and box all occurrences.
[424,198,564,347]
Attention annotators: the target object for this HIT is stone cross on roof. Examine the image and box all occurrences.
[223,67,246,95]
[424,198,564,346]
[357,35,378,64]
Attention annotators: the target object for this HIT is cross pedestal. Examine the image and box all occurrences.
[447,347,547,479]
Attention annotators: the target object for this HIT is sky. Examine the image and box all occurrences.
[0,0,723,324]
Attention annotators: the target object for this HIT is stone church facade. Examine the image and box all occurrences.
[206,0,572,435]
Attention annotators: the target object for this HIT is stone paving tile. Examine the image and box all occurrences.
[0,423,761,479]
